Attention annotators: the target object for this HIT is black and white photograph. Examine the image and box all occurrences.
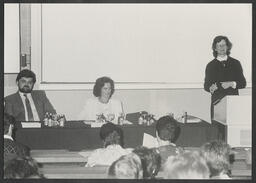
[2,1,253,180]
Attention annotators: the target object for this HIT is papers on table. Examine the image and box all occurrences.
[83,120,133,128]
[186,116,202,123]
[90,123,105,128]
[21,122,41,128]
[176,115,202,123]
[82,121,103,128]
[123,120,133,125]
[142,133,158,148]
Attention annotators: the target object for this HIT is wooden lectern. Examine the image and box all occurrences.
[213,95,251,147]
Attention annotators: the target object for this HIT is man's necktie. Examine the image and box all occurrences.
[24,94,34,121]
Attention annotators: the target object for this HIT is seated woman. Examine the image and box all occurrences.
[78,76,123,124]
[86,123,132,167]
[200,140,232,179]
[154,115,183,166]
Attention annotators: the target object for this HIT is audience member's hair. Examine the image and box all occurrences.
[4,113,15,135]
[4,156,43,179]
[200,140,231,177]
[100,122,124,148]
[133,146,161,179]
[164,151,210,179]
[156,115,180,143]
[212,35,232,58]
[93,76,115,97]
[16,69,36,83]
[108,153,143,179]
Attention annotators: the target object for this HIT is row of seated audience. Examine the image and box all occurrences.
[3,113,233,179]
[4,113,43,178]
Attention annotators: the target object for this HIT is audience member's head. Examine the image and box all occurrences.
[133,146,161,179]
[108,153,143,179]
[4,156,43,179]
[4,113,15,136]
[156,115,180,145]
[16,69,36,93]
[100,122,124,148]
[200,140,231,178]
[164,151,210,179]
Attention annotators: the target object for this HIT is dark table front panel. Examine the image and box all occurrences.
[15,122,219,150]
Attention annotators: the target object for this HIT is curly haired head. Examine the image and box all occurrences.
[133,146,161,179]
[4,156,43,179]
[164,151,210,179]
[108,153,143,179]
[93,76,115,98]
[200,140,231,177]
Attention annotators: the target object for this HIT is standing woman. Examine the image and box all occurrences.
[204,36,246,140]
[78,76,124,124]
[204,36,246,116]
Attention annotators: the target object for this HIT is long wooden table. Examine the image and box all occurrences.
[15,121,219,150]
[32,147,251,179]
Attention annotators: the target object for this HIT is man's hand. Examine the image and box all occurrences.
[209,83,218,94]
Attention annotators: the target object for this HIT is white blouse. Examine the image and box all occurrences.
[86,144,132,167]
[78,97,123,124]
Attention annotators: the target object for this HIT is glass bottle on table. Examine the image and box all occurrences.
[44,112,49,126]
[138,112,143,125]
[48,113,53,127]
[149,114,155,125]
[143,113,147,125]
[182,111,187,123]
[59,114,65,127]
[118,113,125,125]
[146,115,150,126]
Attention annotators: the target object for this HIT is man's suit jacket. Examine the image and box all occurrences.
[4,90,56,121]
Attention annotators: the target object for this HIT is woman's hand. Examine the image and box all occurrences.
[209,83,218,94]
[107,114,115,121]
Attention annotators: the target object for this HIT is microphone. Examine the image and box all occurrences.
[221,60,227,67]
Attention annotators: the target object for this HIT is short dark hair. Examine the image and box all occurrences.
[100,122,124,148]
[133,146,161,179]
[108,153,143,179]
[212,35,232,58]
[16,69,36,83]
[156,115,180,143]
[200,140,231,177]
[4,113,15,134]
[93,76,115,97]
[4,156,44,179]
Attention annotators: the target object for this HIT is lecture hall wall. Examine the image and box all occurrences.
[4,4,252,122]
[4,74,251,122]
